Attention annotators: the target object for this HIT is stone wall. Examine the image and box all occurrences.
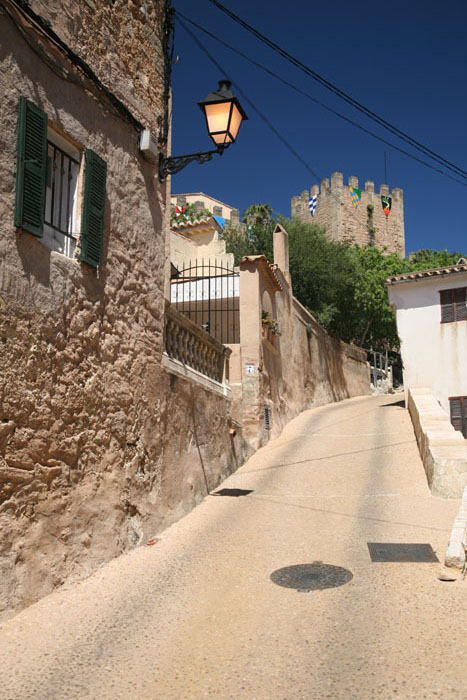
[29,0,167,137]
[407,388,467,498]
[291,172,405,255]
[0,1,250,620]
[233,242,371,449]
[261,281,371,443]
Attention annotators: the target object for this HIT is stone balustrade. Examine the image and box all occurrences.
[165,304,231,384]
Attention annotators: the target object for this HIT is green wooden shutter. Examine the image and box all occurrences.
[80,149,107,269]
[14,97,48,237]
[440,289,455,323]
[450,397,467,437]
[454,287,467,322]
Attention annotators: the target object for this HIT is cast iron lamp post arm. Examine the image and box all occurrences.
[159,144,228,181]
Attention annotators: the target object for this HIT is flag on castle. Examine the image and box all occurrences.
[308,194,318,217]
[349,187,362,209]
[381,195,392,217]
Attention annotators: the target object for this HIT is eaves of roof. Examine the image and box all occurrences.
[240,255,283,292]
[171,216,221,232]
[385,263,467,286]
[170,193,234,211]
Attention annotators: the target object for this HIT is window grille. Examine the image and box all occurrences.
[440,288,467,323]
[449,396,467,438]
[15,98,106,267]
[45,141,80,238]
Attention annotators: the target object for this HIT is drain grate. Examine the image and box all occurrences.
[270,563,353,592]
[211,488,253,497]
[367,543,439,562]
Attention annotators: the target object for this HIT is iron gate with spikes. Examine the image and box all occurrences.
[170,259,240,344]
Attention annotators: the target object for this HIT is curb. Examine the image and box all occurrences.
[445,486,467,569]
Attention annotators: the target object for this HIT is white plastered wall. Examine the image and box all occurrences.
[388,273,467,413]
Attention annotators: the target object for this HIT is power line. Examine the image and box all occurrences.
[176,15,321,182]
[205,0,467,181]
[175,10,467,188]
[176,16,376,234]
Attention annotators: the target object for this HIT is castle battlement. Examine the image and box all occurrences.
[291,172,405,255]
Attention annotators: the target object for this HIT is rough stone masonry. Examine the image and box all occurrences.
[0,0,245,620]
[292,172,405,255]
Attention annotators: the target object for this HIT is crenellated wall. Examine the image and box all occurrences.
[291,172,405,255]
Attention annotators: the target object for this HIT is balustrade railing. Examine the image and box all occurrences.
[165,304,230,384]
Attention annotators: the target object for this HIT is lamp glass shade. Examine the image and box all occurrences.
[204,102,233,145]
[199,80,248,148]
[228,103,243,142]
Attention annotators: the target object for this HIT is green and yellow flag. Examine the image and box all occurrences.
[349,187,362,209]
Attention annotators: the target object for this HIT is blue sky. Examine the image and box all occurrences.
[170,0,466,255]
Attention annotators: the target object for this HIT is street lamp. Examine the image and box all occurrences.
[159,79,248,181]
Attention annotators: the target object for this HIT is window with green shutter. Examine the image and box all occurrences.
[15,97,48,237]
[15,98,106,268]
[80,149,107,269]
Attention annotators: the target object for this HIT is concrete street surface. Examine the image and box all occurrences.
[0,394,465,699]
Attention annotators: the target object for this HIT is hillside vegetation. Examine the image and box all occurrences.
[222,204,466,350]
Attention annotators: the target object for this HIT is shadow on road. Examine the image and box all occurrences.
[243,440,414,474]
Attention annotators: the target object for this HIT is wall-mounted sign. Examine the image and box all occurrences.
[245,364,255,376]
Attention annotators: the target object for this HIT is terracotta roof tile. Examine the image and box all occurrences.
[240,255,283,291]
[385,263,467,286]
[171,216,221,232]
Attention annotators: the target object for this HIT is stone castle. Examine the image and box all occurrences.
[291,173,405,255]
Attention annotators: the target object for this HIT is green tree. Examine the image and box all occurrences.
[408,248,466,269]
[351,245,410,349]
[221,203,275,264]
[279,216,358,338]
[221,202,466,351]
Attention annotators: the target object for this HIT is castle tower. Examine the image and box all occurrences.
[291,173,405,255]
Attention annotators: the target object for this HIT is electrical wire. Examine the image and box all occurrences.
[176,15,321,182]
[205,0,467,181]
[176,16,375,235]
[176,11,467,188]
[5,0,144,132]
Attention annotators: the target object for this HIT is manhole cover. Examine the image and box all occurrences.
[367,543,439,562]
[270,563,353,592]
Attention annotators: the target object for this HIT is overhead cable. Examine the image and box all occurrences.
[176,16,373,235]
[176,11,467,188]
[176,15,322,182]
[205,0,467,181]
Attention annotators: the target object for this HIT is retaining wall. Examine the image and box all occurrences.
[407,388,467,498]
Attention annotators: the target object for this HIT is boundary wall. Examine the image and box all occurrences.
[407,388,467,498]
[229,225,371,449]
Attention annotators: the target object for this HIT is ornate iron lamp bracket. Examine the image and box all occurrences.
[159,145,227,181]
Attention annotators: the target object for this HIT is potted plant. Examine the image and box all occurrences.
[261,310,281,343]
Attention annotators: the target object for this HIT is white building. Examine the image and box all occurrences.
[386,262,467,431]
[386,262,467,498]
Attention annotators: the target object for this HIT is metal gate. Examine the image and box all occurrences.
[170,259,240,344]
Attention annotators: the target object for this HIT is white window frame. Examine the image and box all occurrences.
[43,127,82,259]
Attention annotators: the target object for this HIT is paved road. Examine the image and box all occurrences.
[0,394,465,700]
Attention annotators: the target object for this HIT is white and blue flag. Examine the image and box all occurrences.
[308,195,317,217]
